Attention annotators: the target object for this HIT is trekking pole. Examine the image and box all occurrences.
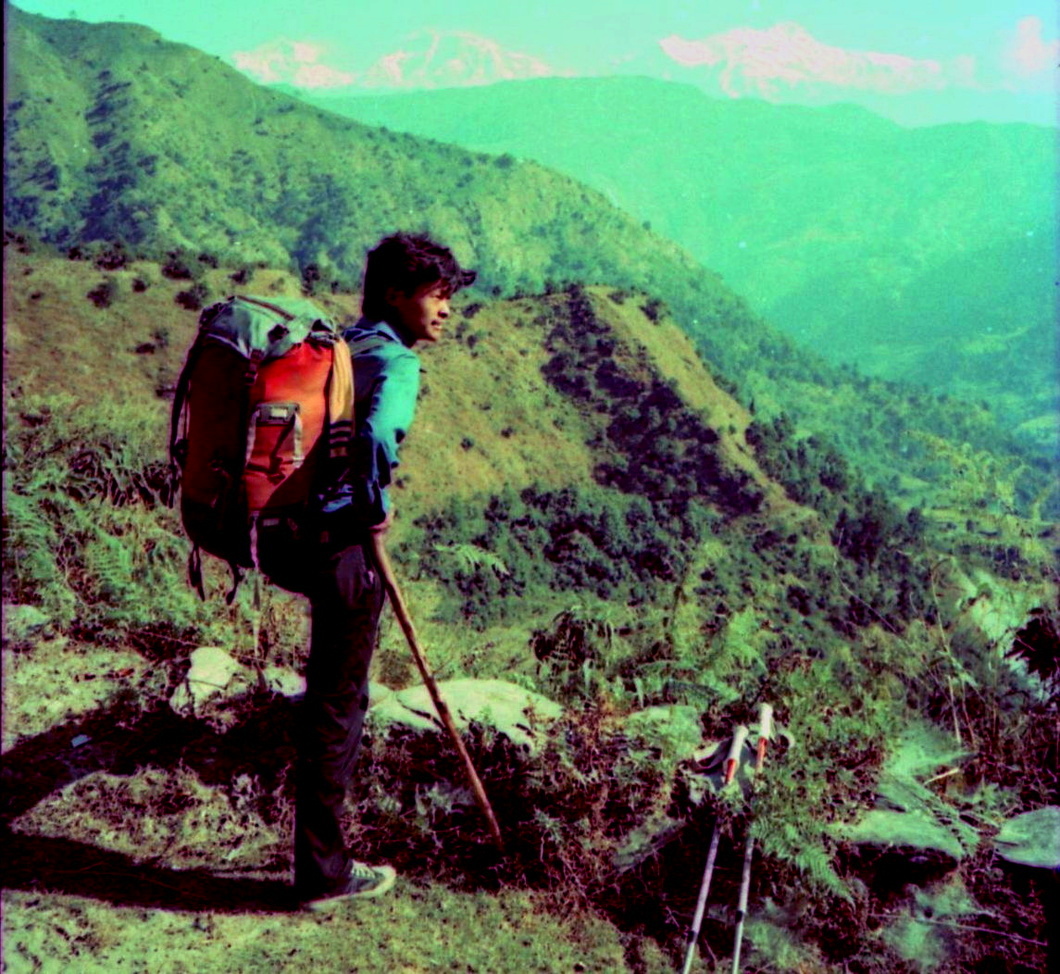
[370,534,505,851]
[680,724,749,974]
[731,704,773,974]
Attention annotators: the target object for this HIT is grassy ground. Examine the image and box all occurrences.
[1,884,673,973]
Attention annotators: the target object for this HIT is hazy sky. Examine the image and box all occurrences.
[11,0,1058,123]
[13,0,1055,61]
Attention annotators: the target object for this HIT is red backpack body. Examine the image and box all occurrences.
[169,295,352,598]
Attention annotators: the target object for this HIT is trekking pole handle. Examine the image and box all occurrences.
[724,725,750,785]
[370,534,505,851]
[755,703,773,766]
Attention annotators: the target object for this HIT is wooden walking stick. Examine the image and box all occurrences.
[681,724,750,974]
[370,534,505,850]
[731,703,773,973]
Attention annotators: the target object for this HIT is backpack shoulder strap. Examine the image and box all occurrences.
[346,335,391,358]
[328,339,354,463]
[167,335,206,486]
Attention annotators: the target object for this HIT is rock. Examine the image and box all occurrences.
[831,723,977,866]
[835,807,965,862]
[369,678,562,752]
[367,681,394,706]
[994,805,1060,868]
[169,646,243,717]
[261,665,306,699]
[2,604,51,643]
[886,723,971,780]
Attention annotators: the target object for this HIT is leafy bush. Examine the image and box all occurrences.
[174,282,209,310]
[747,413,933,627]
[93,241,129,271]
[407,484,707,628]
[543,287,763,519]
[86,279,118,308]
[2,392,234,653]
[161,250,196,280]
[350,703,679,916]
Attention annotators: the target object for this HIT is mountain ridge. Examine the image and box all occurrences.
[3,9,1057,965]
[293,73,1057,439]
[3,4,1052,489]
[233,29,569,92]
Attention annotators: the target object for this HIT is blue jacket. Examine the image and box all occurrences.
[320,317,421,529]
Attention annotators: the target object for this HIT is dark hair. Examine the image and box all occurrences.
[361,232,476,321]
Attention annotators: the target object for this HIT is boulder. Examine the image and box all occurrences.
[169,646,243,717]
[831,724,976,866]
[368,678,562,752]
[835,806,965,863]
[994,805,1060,868]
[261,665,306,699]
[2,604,51,643]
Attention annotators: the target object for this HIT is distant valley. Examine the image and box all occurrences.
[297,76,1057,441]
[3,4,1053,469]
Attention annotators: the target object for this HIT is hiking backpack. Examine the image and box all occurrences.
[169,295,353,599]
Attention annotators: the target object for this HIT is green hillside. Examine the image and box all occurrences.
[4,238,1057,973]
[3,6,710,308]
[3,6,1058,971]
[6,4,1054,497]
[299,76,1058,437]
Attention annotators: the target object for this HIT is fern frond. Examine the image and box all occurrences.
[435,542,511,577]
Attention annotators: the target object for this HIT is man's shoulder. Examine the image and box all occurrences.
[344,320,417,360]
[343,320,420,382]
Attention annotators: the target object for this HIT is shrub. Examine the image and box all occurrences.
[406,485,703,628]
[542,291,762,519]
[86,279,118,308]
[2,393,238,651]
[300,262,321,295]
[175,282,209,311]
[161,251,195,280]
[640,297,664,322]
[4,230,34,253]
[93,242,129,271]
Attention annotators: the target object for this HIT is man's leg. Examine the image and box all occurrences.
[294,540,384,899]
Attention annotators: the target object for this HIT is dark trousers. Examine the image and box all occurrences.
[262,533,385,898]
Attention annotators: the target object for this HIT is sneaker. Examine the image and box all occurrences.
[302,863,397,910]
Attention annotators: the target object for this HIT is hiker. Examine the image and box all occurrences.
[264,233,476,909]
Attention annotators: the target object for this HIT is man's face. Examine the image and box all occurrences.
[387,280,452,344]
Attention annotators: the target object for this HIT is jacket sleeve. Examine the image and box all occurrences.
[350,348,421,525]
